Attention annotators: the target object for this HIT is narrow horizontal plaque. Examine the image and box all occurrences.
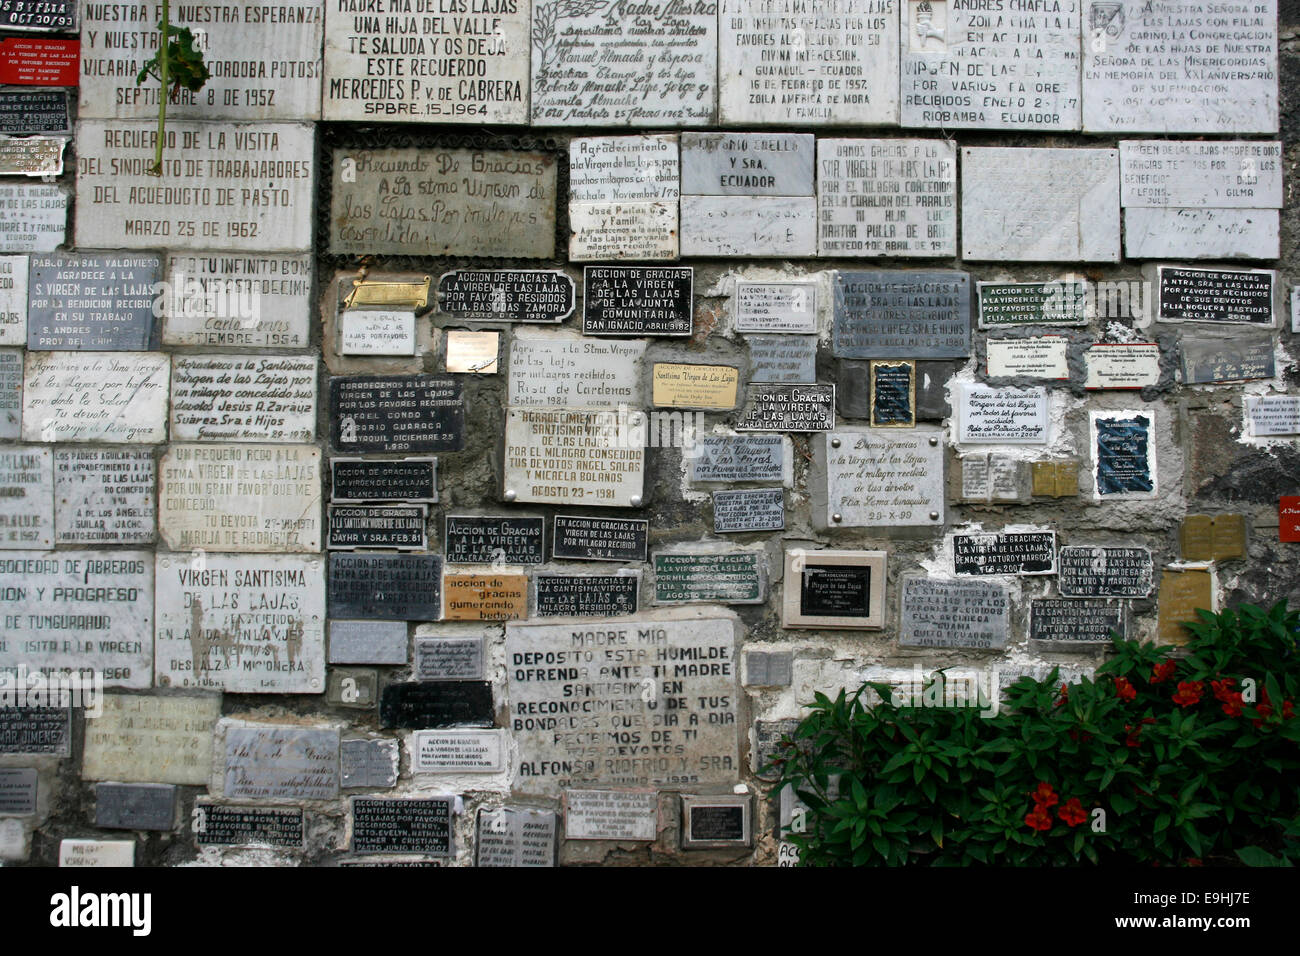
[653,552,765,605]
[329,620,407,666]
[327,504,427,551]
[988,339,1069,381]
[953,532,1057,576]
[0,133,62,175]
[713,488,784,534]
[652,364,739,411]
[438,270,574,324]
[688,435,786,484]
[977,280,1089,329]
[1031,600,1125,644]
[1181,333,1275,384]
[194,804,303,847]
[1119,141,1283,209]
[1058,547,1154,598]
[0,706,69,756]
[329,375,465,453]
[1158,266,1275,325]
[412,729,505,773]
[58,840,134,868]
[734,282,816,334]
[351,797,453,856]
[330,458,437,504]
[551,515,648,563]
[0,89,68,134]
[678,196,816,259]
[681,132,814,196]
[94,783,175,831]
[833,271,971,359]
[380,681,493,730]
[583,267,692,337]
[328,553,442,622]
[534,573,638,619]
[735,384,834,432]
[445,515,544,566]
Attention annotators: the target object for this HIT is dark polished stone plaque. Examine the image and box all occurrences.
[1031,599,1125,643]
[329,376,465,453]
[439,270,574,323]
[735,384,834,432]
[328,553,442,621]
[378,681,494,729]
[534,574,638,618]
[0,706,69,755]
[0,0,76,31]
[327,504,427,551]
[551,515,648,563]
[0,88,68,133]
[351,797,453,856]
[94,783,176,831]
[444,515,545,565]
[800,565,871,617]
[834,271,971,359]
[195,804,304,847]
[330,457,438,503]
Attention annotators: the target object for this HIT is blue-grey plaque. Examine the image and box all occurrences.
[0,767,36,815]
[833,271,971,359]
[329,620,409,665]
[328,553,443,621]
[94,782,176,831]
[26,252,162,350]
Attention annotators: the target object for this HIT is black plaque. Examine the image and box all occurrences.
[438,270,574,323]
[1095,416,1153,496]
[953,532,1057,575]
[551,515,648,563]
[328,553,443,621]
[327,504,427,551]
[1058,546,1153,598]
[0,0,76,31]
[444,515,545,565]
[330,458,437,503]
[735,384,835,432]
[834,271,972,359]
[195,805,304,847]
[26,252,162,350]
[94,783,176,831]
[379,681,494,729]
[0,706,69,755]
[582,266,693,336]
[352,797,453,856]
[329,376,465,453]
[799,565,871,617]
[870,362,914,427]
[0,88,68,134]
[1159,267,1274,325]
[535,574,638,617]
[690,805,746,842]
[1031,599,1125,643]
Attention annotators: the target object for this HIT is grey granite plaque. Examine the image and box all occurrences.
[688,435,787,484]
[0,183,65,253]
[352,797,453,855]
[744,650,792,687]
[54,448,155,545]
[748,334,817,384]
[223,726,340,802]
[0,706,69,755]
[899,576,1010,650]
[327,504,427,552]
[26,252,161,350]
[833,270,970,359]
[1031,599,1125,644]
[415,635,484,681]
[713,488,784,534]
[170,355,317,442]
[653,551,765,605]
[681,133,814,196]
[0,767,36,815]
[328,553,443,622]
[194,804,304,847]
[735,384,834,432]
[1157,267,1275,325]
[445,515,544,566]
[94,783,175,831]
[162,252,313,349]
[820,428,945,529]
[477,807,557,868]
[340,738,399,790]
[953,531,1057,576]
[1058,546,1153,598]
[329,620,408,666]
[0,445,51,549]
[1181,332,1275,384]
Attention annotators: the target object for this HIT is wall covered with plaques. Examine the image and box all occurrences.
[0,0,1295,867]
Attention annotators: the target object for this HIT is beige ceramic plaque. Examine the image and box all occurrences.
[82,693,221,785]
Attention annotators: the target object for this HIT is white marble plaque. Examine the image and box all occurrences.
[987,338,1069,380]
[680,196,816,258]
[339,310,416,356]
[162,253,312,348]
[680,132,814,196]
[568,137,680,261]
[21,352,169,444]
[154,553,326,693]
[1123,208,1279,261]
[734,282,816,334]
[0,446,50,549]
[170,355,317,442]
[54,449,155,546]
[1119,141,1282,208]
[900,0,1082,130]
[961,147,1120,262]
[0,349,21,440]
[0,184,66,252]
[568,201,679,262]
[414,634,484,681]
[508,329,646,408]
[1082,0,1278,134]
[1245,396,1300,438]
[821,428,944,528]
[717,0,900,126]
[412,729,504,773]
[564,789,657,841]
[1084,343,1161,389]
[0,254,26,345]
[82,693,220,784]
[502,407,644,508]
[80,0,325,120]
[58,839,134,867]
[75,120,315,252]
[957,384,1049,444]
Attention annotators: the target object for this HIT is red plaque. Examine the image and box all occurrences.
[0,37,78,86]
[1281,497,1300,543]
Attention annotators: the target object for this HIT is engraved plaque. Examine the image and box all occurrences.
[54,448,155,545]
[502,407,644,508]
[899,577,1010,649]
[329,375,465,453]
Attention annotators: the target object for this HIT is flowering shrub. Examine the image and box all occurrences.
[770,601,1300,866]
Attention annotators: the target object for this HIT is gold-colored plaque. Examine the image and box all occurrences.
[651,363,739,410]
[445,330,500,374]
[1157,569,1214,646]
[443,574,528,621]
[1179,514,1247,561]
[343,276,431,310]
[1031,460,1079,498]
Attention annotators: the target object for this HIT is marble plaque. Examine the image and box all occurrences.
[445,330,500,374]
[94,783,176,831]
[158,444,321,552]
[734,281,816,334]
[323,0,528,123]
[82,693,220,785]
[817,138,956,257]
[0,183,65,252]
[717,0,899,126]
[76,120,315,252]
[1245,396,1300,438]
[582,267,693,337]
[1119,141,1282,209]
[952,531,1057,576]
[340,738,399,790]
[327,504,427,551]
[412,729,505,773]
[681,132,814,196]
[832,270,970,359]
[331,458,438,503]
[328,553,443,621]
[782,549,886,629]
[821,428,944,528]
[0,706,69,755]
[438,270,574,324]
[414,635,484,681]
[22,352,168,444]
[351,796,453,855]
[735,383,834,432]
[977,280,1089,329]
[1178,333,1275,384]
[0,134,61,175]
[653,551,765,605]
[956,384,1049,444]
[223,726,339,801]
[0,767,35,815]
[679,195,817,258]
[477,807,557,867]
[530,0,716,126]
[569,135,679,261]
[340,311,415,356]
[329,147,556,259]
[170,355,317,442]
[713,488,784,534]
[534,573,639,619]
[506,613,739,795]
[569,202,679,262]
[564,789,657,841]
[329,375,465,453]
[58,840,134,867]
[330,620,408,665]
[0,551,151,686]
[162,252,313,349]
[1157,267,1274,325]
[0,89,69,134]
[445,515,544,566]
[898,577,1010,649]
[502,407,645,508]
[987,339,1069,380]
[1123,208,1280,260]
[1058,546,1154,597]
[54,448,154,546]
[1031,599,1125,644]
[1180,514,1248,562]
[508,330,646,408]
[1092,410,1156,498]
[688,435,787,484]
[748,335,817,385]
[962,147,1119,261]
[154,554,325,693]
[550,515,648,563]
[652,363,738,410]
[1157,568,1214,646]
[1082,0,1278,134]
[194,804,304,847]
[443,573,528,621]
[1083,343,1161,389]
[0,254,26,345]
[900,0,1082,130]
[0,446,50,549]
[0,348,19,439]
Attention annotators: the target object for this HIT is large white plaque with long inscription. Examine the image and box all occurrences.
[502,407,645,508]
[21,352,170,444]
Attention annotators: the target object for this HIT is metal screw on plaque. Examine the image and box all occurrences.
[830,438,841,448]
[832,514,842,523]
[930,512,940,521]
[504,489,516,502]
[629,495,642,507]
[929,436,939,446]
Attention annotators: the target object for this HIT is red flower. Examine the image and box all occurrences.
[1054,684,1069,708]
[1210,678,1236,703]
[1025,807,1053,832]
[1172,681,1204,708]
[1123,724,1142,747]
[1186,858,1203,867]
[1284,700,1295,720]
[1151,660,1177,684]
[1221,693,1244,718]
[1031,782,1058,808]
[1113,677,1136,702]
[1057,798,1088,828]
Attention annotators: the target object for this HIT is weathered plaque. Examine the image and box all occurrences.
[340,738,399,790]
[1058,546,1154,597]
[158,444,321,552]
[0,183,65,252]
[0,348,19,439]
[502,407,645,508]
[832,270,970,359]
[869,360,914,427]
[0,255,26,346]
[747,334,817,385]
[82,693,220,785]
[0,89,69,134]
[820,428,945,528]
[743,650,792,687]
[352,797,453,855]
[331,457,437,504]
[438,270,574,324]
[988,339,1070,381]
[1123,207,1279,261]
[445,330,499,374]
[1157,568,1215,646]
[900,0,1081,130]
[329,375,465,453]
[960,454,1030,504]
[534,573,638,619]
[652,364,739,411]
[898,576,1010,649]
[1083,343,1161,389]
[76,120,315,252]
[162,252,312,349]
[817,138,956,257]
[21,352,169,443]
[1157,267,1274,325]
[713,488,784,534]
[1245,397,1300,438]
[1083,0,1278,134]
[569,135,679,261]
[445,515,544,566]
[53,448,154,545]
[329,147,555,258]
[753,718,799,780]
[653,552,765,605]
[583,267,693,337]
[1180,332,1274,384]
[94,783,175,831]
[1092,411,1155,498]
[339,310,415,357]
[0,551,151,686]
[507,613,739,795]
[327,668,377,709]
[734,281,816,334]
[81,0,323,120]
[328,553,442,621]
[329,620,408,666]
[0,767,36,815]
[717,0,899,125]
[782,550,886,629]
[477,807,557,867]
[169,355,316,442]
[194,804,304,847]
[0,706,69,755]
[58,840,134,867]
[443,573,528,621]
[1032,460,1080,498]
[953,532,1057,576]
[961,147,1120,262]
[412,729,505,773]
[1180,515,1248,562]
[679,195,817,258]
[323,0,528,123]
[564,789,657,841]
[977,280,1089,329]
[0,133,62,175]
[414,635,484,681]
[508,329,646,408]
[223,725,339,801]
[688,435,786,484]
[328,504,427,551]
[681,794,750,849]
[551,515,648,563]
[957,384,1049,444]
[735,383,834,432]
[681,132,814,196]
[0,445,50,548]
[1031,599,1125,644]
[1119,141,1282,209]
[154,554,325,693]
[380,681,493,730]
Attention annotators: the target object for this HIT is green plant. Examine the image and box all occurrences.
[135,0,209,176]
[770,601,1300,866]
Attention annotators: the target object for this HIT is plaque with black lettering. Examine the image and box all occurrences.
[351,797,453,856]
[330,458,437,503]
[582,266,693,337]
[378,681,494,729]
[712,488,784,534]
[1158,266,1274,325]
[952,532,1057,576]
[1030,599,1125,644]
[735,384,835,432]
[195,804,304,847]
[551,515,648,563]
[0,0,76,31]
[329,376,465,453]
[0,88,69,134]
[438,270,574,323]
[327,504,427,551]
[328,553,442,621]
[800,564,871,617]
[534,573,638,618]
[445,515,545,565]
[26,252,162,350]
[0,706,69,755]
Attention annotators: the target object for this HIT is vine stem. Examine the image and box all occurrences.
[150,0,170,177]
